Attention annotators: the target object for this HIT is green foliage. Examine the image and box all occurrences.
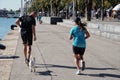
[29,0,120,15]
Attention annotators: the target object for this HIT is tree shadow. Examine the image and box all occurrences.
[98,73,120,78]
[34,64,120,78]
[34,64,75,76]
[79,73,120,78]
[35,64,76,69]
[35,64,118,70]
[73,67,120,78]
[86,67,118,70]
[0,55,20,59]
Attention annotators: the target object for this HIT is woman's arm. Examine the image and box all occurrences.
[15,19,21,27]
[69,35,73,40]
[85,28,90,39]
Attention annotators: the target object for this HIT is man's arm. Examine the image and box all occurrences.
[15,18,21,27]
[32,25,37,41]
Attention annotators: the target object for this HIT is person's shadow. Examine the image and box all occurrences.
[79,67,120,78]
[80,72,120,78]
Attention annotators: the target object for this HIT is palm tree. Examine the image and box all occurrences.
[84,0,92,21]
[60,0,72,19]
[29,0,119,20]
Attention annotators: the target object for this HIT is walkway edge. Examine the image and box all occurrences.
[0,27,19,80]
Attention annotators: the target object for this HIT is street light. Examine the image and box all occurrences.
[20,0,29,16]
[24,0,28,15]
[20,0,24,16]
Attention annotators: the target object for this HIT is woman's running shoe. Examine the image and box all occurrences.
[81,60,85,71]
[76,70,81,75]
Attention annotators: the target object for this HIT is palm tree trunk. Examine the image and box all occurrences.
[50,1,53,16]
[85,0,92,21]
[66,4,69,19]
[73,0,77,19]
[101,0,104,21]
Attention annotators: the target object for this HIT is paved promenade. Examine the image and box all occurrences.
[0,21,120,80]
[0,27,19,80]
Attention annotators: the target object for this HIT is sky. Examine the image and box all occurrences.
[0,0,21,10]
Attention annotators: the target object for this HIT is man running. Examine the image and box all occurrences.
[16,11,37,66]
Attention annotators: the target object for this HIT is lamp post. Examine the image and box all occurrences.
[20,0,24,16]
[24,0,28,15]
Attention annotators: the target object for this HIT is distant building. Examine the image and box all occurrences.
[0,9,8,17]
[7,11,20,18]
[0,9,20,18]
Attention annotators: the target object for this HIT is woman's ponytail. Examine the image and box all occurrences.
[74,17,86,30]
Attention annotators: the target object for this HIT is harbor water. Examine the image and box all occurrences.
[0,18,16,40]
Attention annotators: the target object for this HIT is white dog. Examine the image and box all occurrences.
[29,57,35,72]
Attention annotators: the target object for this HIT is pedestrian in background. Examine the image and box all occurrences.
[37,14,42,24]
[69,17,90,75]
[16,11,37,66]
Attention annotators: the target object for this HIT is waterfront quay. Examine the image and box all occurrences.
[0,20,120,80]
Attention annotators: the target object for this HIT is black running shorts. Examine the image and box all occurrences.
[21,30,33,45]
[72,46,85,55]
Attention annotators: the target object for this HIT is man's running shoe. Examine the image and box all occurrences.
[25,59,29,66]
[81,60,85,71]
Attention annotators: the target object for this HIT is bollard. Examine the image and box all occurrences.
[11,25,17,30]
[0,44,6,50]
